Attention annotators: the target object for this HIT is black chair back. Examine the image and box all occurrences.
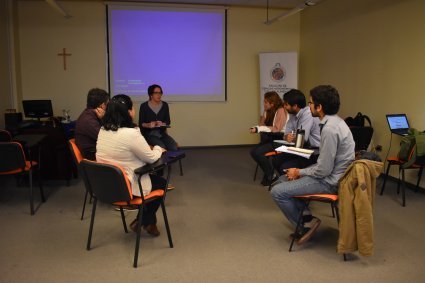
[80,159,132,204]
[0,142,26,172]
[0,130,12,142]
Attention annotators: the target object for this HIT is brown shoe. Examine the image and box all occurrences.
[129,219,140,233]
[143,224,160,237]
[167,184,175,191]
[297,217,321,245]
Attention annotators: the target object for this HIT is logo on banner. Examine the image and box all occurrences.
[270,63,285,82]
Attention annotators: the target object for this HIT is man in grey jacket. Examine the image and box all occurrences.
[270,85,355,245]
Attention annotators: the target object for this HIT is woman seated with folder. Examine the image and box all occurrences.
[250,91,287,186]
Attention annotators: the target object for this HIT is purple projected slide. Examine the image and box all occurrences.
[108,7,226,101]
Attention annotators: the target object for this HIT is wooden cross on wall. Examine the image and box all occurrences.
[57,48,72,70]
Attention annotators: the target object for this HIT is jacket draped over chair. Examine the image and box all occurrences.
[337,159,383,256]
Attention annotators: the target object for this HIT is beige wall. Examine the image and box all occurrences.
[14,1,300,146]
[17,0,107,122]
[0,0,14,128]
[299,0,425,184]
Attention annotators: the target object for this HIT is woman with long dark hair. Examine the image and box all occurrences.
[96,94,166,236]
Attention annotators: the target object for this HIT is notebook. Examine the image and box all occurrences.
[386,114,410,136]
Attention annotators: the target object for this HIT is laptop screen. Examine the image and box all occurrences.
[386,114,410,130]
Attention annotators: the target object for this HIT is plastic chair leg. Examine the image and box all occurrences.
[289,201,309,252]
[81,190,89,220]
[120,207,128,233]
[87,198,97,250]
[133,208,143,268]
[380,162,392,195]
[179,159,183,176]
[415,167,424,193]
[253,164,259,181]
[29,170,34,215]
[37,168,45,202]
[161,201,174,248]
[401,169,406,207]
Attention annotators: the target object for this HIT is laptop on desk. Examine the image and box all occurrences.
[386,114,410,136]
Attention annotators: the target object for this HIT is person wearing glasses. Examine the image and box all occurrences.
[139,84,178,151]
[96,94,166,236]
[271,89,321,174]
[270,85,355,245]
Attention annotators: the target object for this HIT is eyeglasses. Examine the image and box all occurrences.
[152,91,163,95]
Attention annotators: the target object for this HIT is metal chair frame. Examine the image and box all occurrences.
[0,141,45,215]
[288,194,346,261]
[81,152,184,268]
[380,144,425,207]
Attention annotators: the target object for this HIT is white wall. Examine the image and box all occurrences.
[14,1,300,146]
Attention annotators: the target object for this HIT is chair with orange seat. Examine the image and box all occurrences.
[68,138,93,220]
[0,142,45,215]
[288,194,346,260]
[80,158,173,268]
[288,160,382,260]
[380,144,425,207]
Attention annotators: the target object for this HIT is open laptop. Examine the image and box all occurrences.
[386,114,410,136]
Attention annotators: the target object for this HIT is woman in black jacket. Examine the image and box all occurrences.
[139,84,178,151]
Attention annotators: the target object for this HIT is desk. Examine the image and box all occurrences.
[13,134,47,168]
[18,125,75,181]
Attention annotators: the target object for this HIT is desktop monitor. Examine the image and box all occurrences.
[22,100,54,119]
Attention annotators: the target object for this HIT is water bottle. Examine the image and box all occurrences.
[295,127,305,148]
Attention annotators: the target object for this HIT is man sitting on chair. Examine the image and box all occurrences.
[75,88,110,160]
[270,85,355,245]
[272,89,321,174]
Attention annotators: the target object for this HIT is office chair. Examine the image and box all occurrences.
[80,159,173,268]
[0,142,45,215]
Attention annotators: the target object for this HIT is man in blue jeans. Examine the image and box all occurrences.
[270,85,355,245]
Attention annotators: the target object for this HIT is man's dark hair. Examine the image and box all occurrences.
[147,84,163,99]
[283,89,306,108]
[102,94,136,131]
[86,88,109,109]
[310,85,340,115]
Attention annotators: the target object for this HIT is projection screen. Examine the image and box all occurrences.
[107,3,227,102]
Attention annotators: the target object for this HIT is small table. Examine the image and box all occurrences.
[134,151,185,176]
[134,151,186,193]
